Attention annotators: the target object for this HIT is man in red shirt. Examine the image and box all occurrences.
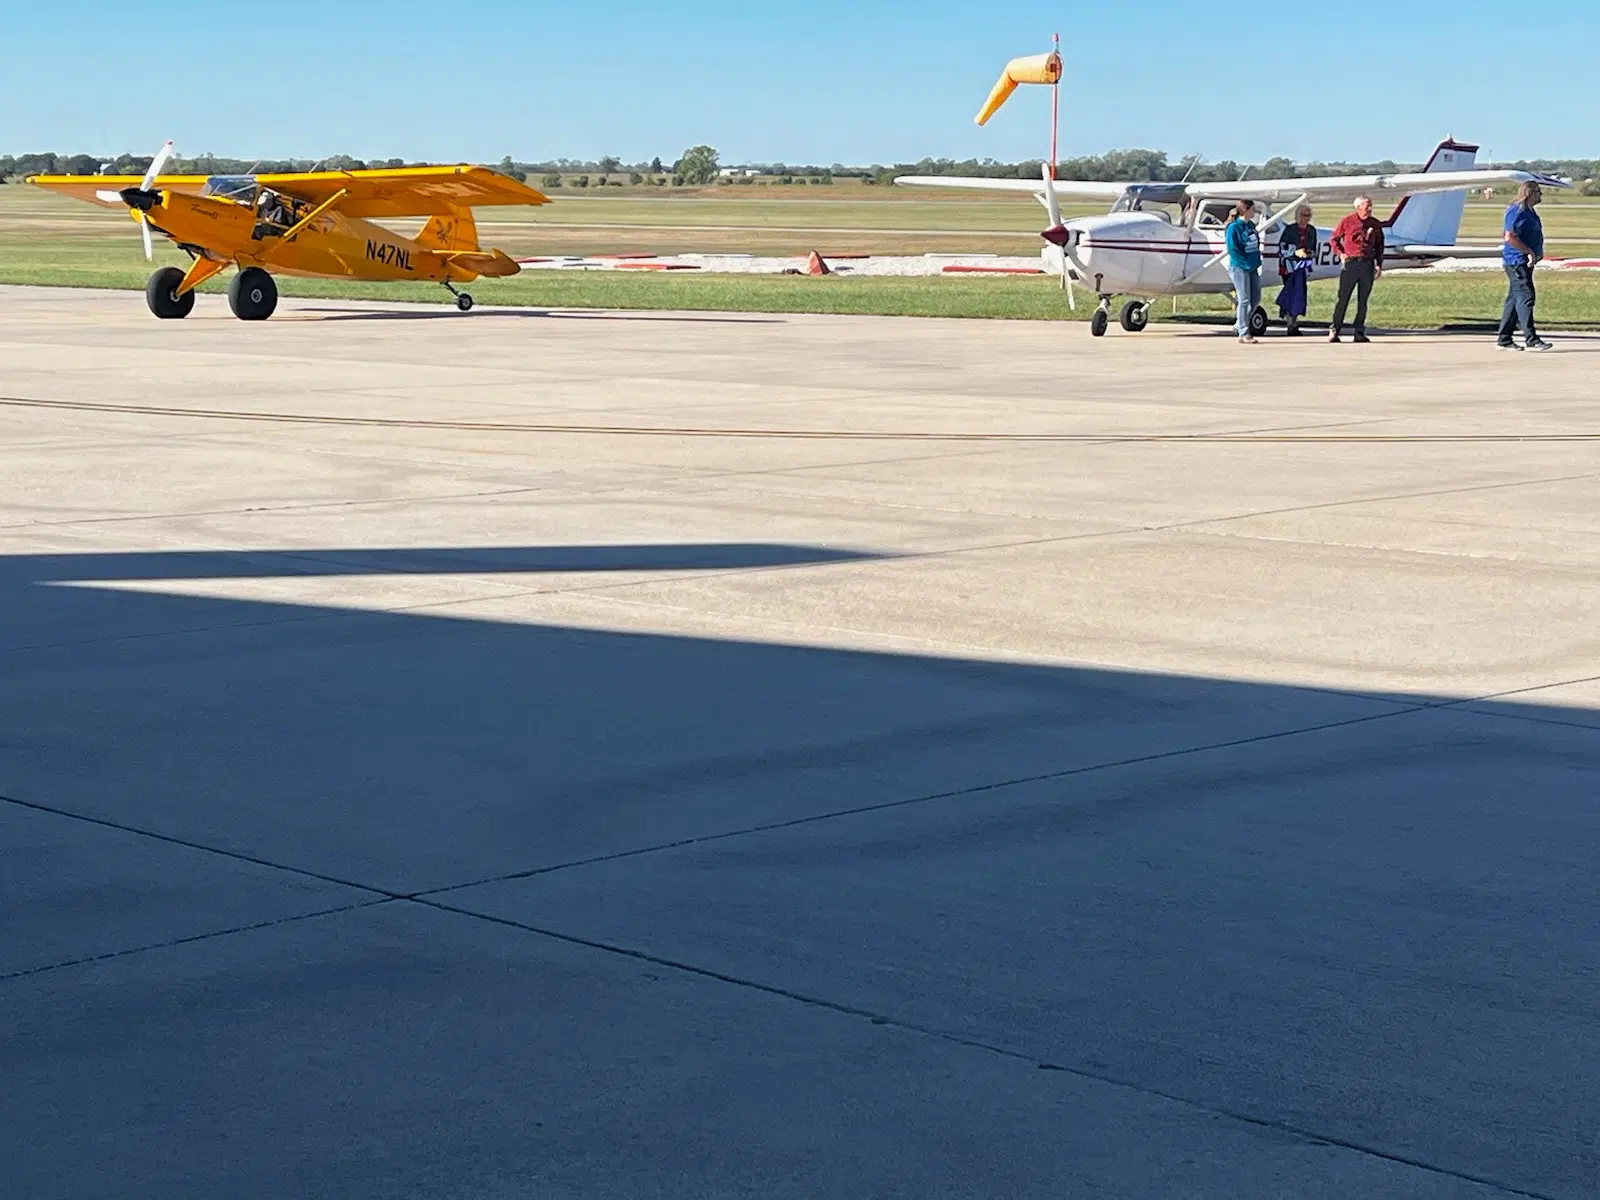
[1328,195,1385,343]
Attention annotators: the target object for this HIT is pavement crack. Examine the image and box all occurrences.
[0,898,394,984]
[416,895,1556,1200]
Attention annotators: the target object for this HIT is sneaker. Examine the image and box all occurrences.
[1353,332,1371,344]
[1496,341,1524,352]
[1526,339,1553,352]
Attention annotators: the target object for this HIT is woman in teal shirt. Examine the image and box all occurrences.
[1226,199,1263,343]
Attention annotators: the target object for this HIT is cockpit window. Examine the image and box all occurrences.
[201,175,259,205]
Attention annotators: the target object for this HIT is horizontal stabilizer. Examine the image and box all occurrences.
[441,248,520,279]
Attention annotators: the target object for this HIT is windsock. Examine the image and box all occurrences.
[974,52,1063,126]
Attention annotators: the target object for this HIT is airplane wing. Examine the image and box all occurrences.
[262,166,550,218]
[27,165,549,218]
[894,176,1129,201]
[27,174,211,207]
[1185,169,1567,206]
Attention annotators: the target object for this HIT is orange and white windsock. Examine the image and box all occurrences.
[974,52,1063,125]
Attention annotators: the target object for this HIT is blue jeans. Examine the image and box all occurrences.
[1497,263,1538,344]
[1229,265,1261,336]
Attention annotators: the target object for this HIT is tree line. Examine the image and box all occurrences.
[5,146,1595,188]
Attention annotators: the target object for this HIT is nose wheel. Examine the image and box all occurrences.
[1090,303,1110,338]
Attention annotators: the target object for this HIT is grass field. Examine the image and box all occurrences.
[3,180,1598,327]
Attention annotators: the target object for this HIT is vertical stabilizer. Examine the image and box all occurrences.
[1386,139,1480,245]
[415,208,480,252]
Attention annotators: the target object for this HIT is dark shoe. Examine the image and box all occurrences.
[1526,339,1553,352]
[1286,325,1304,337]
[1353,332,1371,344]
[1496,341,1524,352]
[1328,331,1342,343]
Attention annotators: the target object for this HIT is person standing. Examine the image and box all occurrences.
[1498,181,1550,351]
[1277,205,1318,336]
[1329,195,1384,343]
[1226,198,1263,344]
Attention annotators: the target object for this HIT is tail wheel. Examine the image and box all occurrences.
[228,267,278,321]
[145,267,194,320]
[1090,308,1109,338]
[456,292,474,312]
[1249,306,1270,338]
[1119,300,1150,332]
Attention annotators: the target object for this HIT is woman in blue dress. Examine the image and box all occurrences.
[1276,205,1317,336]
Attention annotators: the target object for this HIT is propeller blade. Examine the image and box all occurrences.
[141,140,174,193]
[139,213,153,262]
[1040,162,1064,229]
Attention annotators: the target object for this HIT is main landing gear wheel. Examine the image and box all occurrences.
[228,267,278,321]
[145,267,194,320]
[455,292,474,312]
[1090,307,1109,338]
[1249,305,1270,338]
[1119,300,1150,333]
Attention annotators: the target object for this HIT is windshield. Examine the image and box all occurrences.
[201,175,259,205]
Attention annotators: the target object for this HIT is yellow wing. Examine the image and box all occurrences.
[27,174,211,207]
[28,166,549,217]
[261,166,550,217]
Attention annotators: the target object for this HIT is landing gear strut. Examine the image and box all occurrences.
[443,281,474,312]
[1119,300,1151,333]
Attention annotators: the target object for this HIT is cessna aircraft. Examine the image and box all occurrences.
[28,142,551,320]
[898,51,1566,336]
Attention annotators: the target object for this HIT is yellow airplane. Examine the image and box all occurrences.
[28,141,550,320]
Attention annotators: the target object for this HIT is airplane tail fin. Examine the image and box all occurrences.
[1386,139,1480,245]
[415,208,480,252]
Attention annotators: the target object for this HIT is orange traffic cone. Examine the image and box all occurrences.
[805,251,831,276]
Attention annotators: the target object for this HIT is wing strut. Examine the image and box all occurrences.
[263,188,348,257]
[1176,192,1307,290]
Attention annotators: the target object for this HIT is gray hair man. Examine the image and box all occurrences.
[1497,181,1550,351]
[1328,195,1385,343]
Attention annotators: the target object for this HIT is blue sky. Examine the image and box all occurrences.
[8,1,1596,165]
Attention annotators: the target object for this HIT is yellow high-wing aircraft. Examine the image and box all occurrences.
[29,142,550,320]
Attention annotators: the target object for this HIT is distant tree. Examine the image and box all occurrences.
[0,155,15,179]
[385,158,405,168]
[778,174,794,185]
[1259,156,1294,180]
[628,171,644,185]
[671,174,684,186]
[497,155,527,182]
[650,156,664,173]
[675,145,720,185]
[16,153,57,176]
[598,155,622,176]
[573,175,590,188]
[541,173,562,189]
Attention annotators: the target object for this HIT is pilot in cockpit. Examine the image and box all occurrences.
[253,190,291,238]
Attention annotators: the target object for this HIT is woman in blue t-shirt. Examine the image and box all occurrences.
[1225,199,1263,343]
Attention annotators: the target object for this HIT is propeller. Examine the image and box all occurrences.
[1040,164,1075,310]
[114,140,175,261]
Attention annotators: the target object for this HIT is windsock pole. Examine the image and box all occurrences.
[1049,33,1060,180]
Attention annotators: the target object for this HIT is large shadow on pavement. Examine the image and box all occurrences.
[2,541,1597,1200]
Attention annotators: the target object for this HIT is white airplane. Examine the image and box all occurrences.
[898,51,1566,336]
